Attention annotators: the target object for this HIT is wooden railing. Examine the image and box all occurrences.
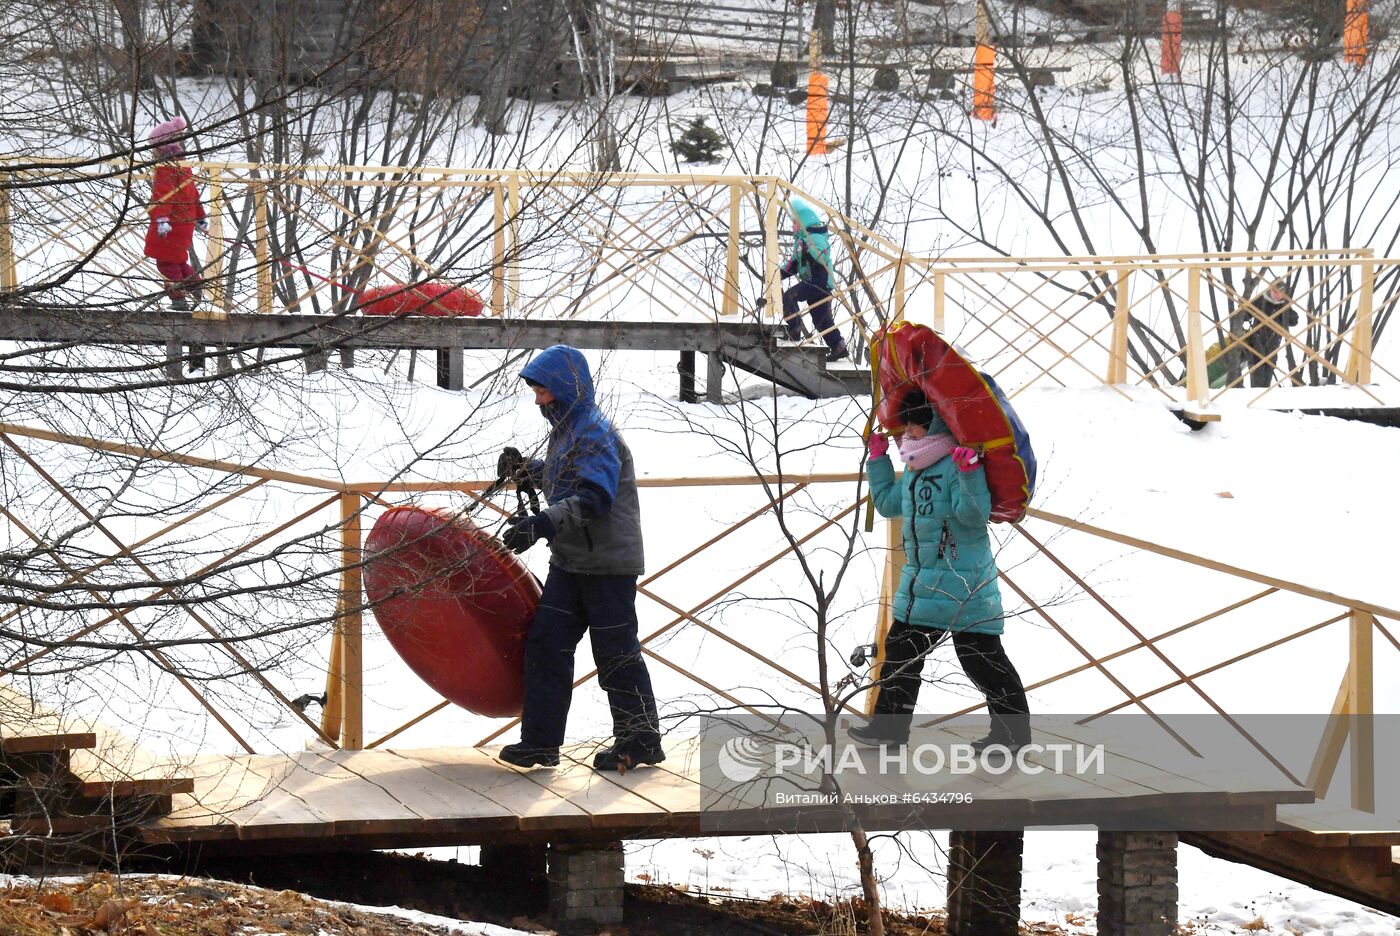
[1,162,1392,408]
[0,419,1392,812]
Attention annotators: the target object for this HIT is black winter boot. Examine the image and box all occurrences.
[593,736,665,773]
[970,714,1032,754]
[499,743,560,768]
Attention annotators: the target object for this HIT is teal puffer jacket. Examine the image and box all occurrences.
[867,453,1005,634]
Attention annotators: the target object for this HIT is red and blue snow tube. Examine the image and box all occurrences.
[871,321,1037,523]
[363,506,539,718]
[360,281,484,317]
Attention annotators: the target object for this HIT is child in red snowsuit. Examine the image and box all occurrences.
[144,117,207,311]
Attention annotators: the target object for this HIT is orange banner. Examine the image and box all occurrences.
[1161,10,1182,76]
[1344,0,1368,68]
[806,70,829,155]
[973,43,995,122]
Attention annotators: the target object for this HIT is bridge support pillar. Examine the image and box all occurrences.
[947,829,1022,935]
[164,338,182,381]
[547,841,624,925]
[706,351,725,403]
[1097,831,1178,936]
[436,348,463,391]
[678,350,697,404]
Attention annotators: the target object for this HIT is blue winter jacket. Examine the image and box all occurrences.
[867,438,1005,635]
[520,345,645,576]
[781,197,833,292]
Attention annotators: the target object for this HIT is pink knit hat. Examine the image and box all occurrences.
[149,116,187,155]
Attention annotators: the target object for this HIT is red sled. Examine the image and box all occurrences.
[363,506,540,718]
[360,281,484,317]
[871,322,1037,523]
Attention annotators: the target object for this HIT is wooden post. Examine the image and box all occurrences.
[491,178,506,316]
[507,172,521,312]
[1345,258,1374,384]
[1108,269,1130,384]
[203,168,227,314]
[763,182,781,324]
[1349,609,1375,812]
[1305,607,1376,811]
[0,172,17,292]
[933,270,945,332]
[254,183,274,314]
[722,183,740,316]
[864,518,903,715]
[894,260,906,322]
[1185,266,1206,403]
[321,622,344,743]
[339,492,364,750]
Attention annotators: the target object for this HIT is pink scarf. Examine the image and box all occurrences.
[897,433,957,471]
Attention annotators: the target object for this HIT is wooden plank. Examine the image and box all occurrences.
[408,746,593,831]
[0,732,96,755]
[937,722,1180,808]
[314,749,517,832]
[244,750,421,839]
[148,754,304,842]
[503,745,678,832]
[1,680,194,798]
[69,744,196,798]
[560,737,702,818]
[1042,720,1312,807]
[1030,720,1221,798]
[1276,804,1400,848]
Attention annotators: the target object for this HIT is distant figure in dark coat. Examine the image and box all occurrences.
[144,116,207,312]
[1230,281,1298,388]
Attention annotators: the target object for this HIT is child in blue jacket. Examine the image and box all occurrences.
[497,345,663,772]
[852,389,1030,751]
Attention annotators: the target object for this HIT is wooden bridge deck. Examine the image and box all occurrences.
[7,691,1398,913]
[0,307,869,399]
[136,722,1322,852]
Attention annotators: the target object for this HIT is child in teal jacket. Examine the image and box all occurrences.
[779,198,849,362]
[852,389,1030,750]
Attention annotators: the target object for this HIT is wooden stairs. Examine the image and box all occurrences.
[1,685,193,868]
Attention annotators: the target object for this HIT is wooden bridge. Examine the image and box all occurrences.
[1,162,1396,410]
[1,416,1397,927]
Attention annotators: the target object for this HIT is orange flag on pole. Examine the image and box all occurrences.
[973,44,996,121]
[805,27,829,156]
[1344,0,1369,68]
[806,71,829,155]
[1161,5,1182,77]
[972,0,995,122]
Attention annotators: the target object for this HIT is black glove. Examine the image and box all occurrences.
[497,446,527,485]
[502,513,555,554]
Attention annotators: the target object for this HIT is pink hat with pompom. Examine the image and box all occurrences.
[150,116,187,155]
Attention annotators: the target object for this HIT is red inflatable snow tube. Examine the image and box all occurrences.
[872,322,1033,524]
[363,506,539,718]
[360,282,484,317]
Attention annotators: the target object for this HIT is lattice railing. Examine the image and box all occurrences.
[0,163,1392,407]
[1,419,1393,812]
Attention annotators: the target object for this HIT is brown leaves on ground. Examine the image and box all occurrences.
[0,873,480,936]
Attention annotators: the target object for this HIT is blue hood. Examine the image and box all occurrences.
[520,345,622,514]
[522,345,595,421]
